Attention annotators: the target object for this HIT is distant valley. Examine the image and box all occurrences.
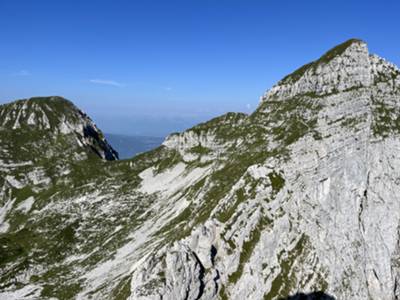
[105,133,164,159]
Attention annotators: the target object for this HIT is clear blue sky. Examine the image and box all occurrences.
[1,0,399,136]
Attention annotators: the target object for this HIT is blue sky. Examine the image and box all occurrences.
[1,0,399,136]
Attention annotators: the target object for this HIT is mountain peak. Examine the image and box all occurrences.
[317,38,366,61]
[260,39,371,103]
[0,96,118,161]
[279,38,368,84]
[1,96,81,129]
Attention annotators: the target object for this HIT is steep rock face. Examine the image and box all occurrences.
[1,39,400,300]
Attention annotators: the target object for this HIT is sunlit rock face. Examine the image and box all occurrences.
[1,39,400,300]
[264,39,372,100]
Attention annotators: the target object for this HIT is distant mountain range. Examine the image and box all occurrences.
[105,133,164,159]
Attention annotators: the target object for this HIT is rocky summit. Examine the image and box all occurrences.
[1,39,400,300]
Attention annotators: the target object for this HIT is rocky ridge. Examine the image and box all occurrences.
[1,39,400,300]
